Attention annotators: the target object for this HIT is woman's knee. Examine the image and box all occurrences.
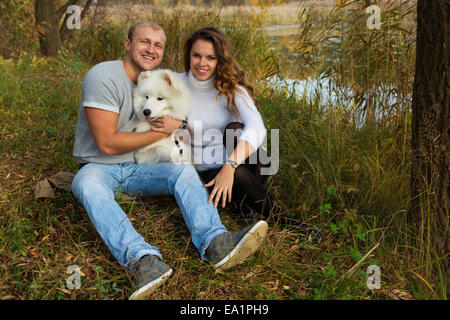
[224,122,244,131]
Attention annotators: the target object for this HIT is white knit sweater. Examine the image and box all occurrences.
[179,71,267,172]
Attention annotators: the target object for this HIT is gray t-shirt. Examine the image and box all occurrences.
[73,60,136,164]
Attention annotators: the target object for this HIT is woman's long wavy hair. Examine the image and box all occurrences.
[184,27,257,116]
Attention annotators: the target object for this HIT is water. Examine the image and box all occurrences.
[264,25,405,112]
[262,24,302,35]
[262,24,299,60]
[266,75,401,110]
[266,75,339,103]
[262,24,349,104]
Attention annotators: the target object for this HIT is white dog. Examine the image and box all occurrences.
[124,69,191,164]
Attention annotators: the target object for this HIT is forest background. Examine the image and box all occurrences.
[0,0,447,300]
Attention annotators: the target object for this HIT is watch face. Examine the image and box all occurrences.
[227,160,238,168]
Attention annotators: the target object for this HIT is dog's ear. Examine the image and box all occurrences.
[162,71,173,87]
[137,71,151,85]
[162,71,181,91]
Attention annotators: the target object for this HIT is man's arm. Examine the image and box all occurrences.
[85,107,169,155]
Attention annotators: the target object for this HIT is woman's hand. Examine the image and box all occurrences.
[204,164,235,208]
[150,115,182,134]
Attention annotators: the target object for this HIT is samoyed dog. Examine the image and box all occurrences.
[126,69,191,164]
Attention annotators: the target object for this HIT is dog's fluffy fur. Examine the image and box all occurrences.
[126,69,191,164]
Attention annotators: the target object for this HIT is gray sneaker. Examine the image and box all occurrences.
[206,220,268,271]
[128,255,173,300]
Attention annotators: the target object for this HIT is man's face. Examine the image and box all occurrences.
[125,26,165,72]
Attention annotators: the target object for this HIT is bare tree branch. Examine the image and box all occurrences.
[57,0,79,17]
[79,0,93,21]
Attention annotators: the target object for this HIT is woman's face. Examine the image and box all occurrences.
[190,39,218,81]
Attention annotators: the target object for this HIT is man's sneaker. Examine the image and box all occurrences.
[206,220,268,271]
[128,255,173,300]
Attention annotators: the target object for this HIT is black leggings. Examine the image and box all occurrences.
[198,122,277,219]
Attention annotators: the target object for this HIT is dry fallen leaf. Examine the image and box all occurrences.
[243,271,258,280]
[65,253,73,262]
[386,288,414,300]
[197,291,207,297]
[268,280,279,291]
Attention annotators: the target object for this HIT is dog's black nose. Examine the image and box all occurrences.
[143,109,151,117]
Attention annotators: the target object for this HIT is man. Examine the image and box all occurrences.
[71,21,268,300]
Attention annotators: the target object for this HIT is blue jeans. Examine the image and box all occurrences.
[71,162,227,269]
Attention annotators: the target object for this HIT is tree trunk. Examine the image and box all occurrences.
[0,0,10,58]
[35,0,61,56]
[411,0,449,256]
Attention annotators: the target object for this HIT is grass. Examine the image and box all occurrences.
[0,1,447,300]
[0,52,427,301]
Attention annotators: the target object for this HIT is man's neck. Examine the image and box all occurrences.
[122,59,140,84]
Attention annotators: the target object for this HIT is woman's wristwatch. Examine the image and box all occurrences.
[225,159,238,169]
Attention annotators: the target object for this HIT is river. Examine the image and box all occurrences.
[262,24,409,115]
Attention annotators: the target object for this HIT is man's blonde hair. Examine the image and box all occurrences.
[127,21,166,42]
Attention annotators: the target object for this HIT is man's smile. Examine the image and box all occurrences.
[143,55,156,60]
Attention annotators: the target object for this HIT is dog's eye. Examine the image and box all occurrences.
[157,97,164,101]
[145,96,149,99]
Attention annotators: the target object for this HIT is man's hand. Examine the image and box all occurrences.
[150,115,182,134]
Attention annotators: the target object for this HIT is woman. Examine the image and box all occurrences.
[180,27,277,220]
